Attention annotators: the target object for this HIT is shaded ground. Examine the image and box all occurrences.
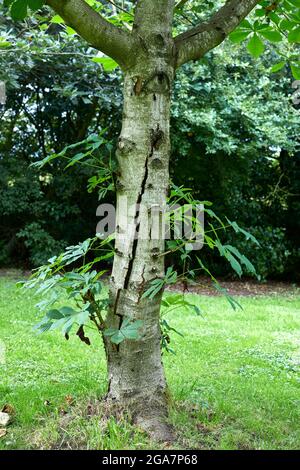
[1,269,298,297]
[168,277,299,297]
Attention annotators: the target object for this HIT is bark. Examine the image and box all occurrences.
[103,5,175,440]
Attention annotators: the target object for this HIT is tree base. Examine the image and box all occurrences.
[134,411,175,443]
[104,392,175,443]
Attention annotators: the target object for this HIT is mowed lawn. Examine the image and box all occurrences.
[0,277,299,450]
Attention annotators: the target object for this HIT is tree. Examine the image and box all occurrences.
[4,0,300,440]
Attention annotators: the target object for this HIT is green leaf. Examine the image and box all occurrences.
[260,30,282,42]
[104,319,143,345]
[61,318,74,335]
[229,30,251,43]
[213,283,242,311]
[0,41,12,48]
[64,152,89,169]
[255,8,266,17]
[59,306,76,317]
[291,63,300,80]
[226,252,243,277]
[224,245,257,276]
[247,34,265,57]
[103,328,117,337]
[37,322,53,333]
[92,57,118,72]
[142,279,164,300]
[165,266,177,284]
[239,19,253,30]
[11,0,27,20]
[288,27,300,43]
[27,0,44,11]
[226,218,260,246]
[75,310,90,326]
[51,15,64,24]
[253,21,269,32]
[270,61,286,73]
[288,0,300,7]
[121,319,143,341]
[109,330,124,345]
[46,309,64,320]
[66,26,76,36]
[279,19,296,31]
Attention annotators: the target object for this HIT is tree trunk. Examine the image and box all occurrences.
[104,58,174,439]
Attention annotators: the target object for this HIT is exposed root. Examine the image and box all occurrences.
[104,392,175,443]
[134,411,175,443]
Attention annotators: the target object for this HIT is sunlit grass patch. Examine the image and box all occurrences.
[0,278,299,449]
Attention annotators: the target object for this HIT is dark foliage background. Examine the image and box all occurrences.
[0,11,299,279]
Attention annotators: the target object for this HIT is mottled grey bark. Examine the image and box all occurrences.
[104,1,176,437]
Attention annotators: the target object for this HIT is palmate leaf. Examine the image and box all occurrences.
[35,305,91,336]
[104,319,143,345]
[142,267,177,300]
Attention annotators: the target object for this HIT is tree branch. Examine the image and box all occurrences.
[174,0,261,67]
[46,0,136,68]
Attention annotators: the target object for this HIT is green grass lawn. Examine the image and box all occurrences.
[0,277,299,450]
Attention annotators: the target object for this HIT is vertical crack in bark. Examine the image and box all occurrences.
[124,124,164,291]
[124,154,149,290]
[113,289,121,316]
[111,135,152,345]
[111,118,165,353]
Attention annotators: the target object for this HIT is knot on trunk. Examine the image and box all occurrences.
[133,71,171,96]
[151,158,163,169]
[150,126,165,152]
[116,179,125,192]
[118,137,136,155]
